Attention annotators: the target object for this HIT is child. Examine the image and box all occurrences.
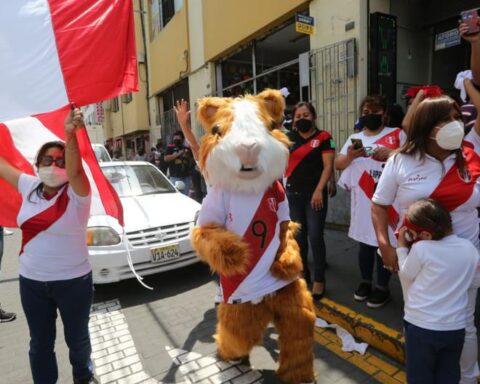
[397,199,479,384]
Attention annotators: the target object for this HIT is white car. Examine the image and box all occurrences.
[87,161,201,284]
[92,143,112,162]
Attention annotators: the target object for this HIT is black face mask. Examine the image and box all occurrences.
[295,118,313,133]
[360,114,383,131]
[173,139,183,147]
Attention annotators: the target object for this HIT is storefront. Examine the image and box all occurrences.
[215,18,310,116]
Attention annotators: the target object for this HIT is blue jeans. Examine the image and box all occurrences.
[20,273,94,384]
[170,176,191,196]
[358,242,391,288]
[405,321,465,384]
[287,190,328,283]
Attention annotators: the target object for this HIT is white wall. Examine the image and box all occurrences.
[188,63,215,137]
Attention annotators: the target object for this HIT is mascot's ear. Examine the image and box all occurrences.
[197,97,229,129]
[256,89,285,124]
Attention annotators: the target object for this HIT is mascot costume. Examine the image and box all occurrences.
[191,89,316,384]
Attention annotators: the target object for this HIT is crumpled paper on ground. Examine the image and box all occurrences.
[315,317,368,355]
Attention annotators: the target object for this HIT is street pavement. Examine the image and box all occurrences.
[1,228,408,384]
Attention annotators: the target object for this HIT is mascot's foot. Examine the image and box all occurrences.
[216,351,251,367]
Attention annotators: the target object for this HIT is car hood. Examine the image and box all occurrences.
[89,192,201,233]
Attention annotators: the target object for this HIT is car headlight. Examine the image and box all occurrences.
[194,211,200,226]
[87,227,121,246]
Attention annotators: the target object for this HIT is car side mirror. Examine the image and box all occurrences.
[174,180,186,191]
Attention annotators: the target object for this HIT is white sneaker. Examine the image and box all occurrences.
[3,229,13,236]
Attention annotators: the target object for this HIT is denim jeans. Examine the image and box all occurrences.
[405,321,465,384]
[287,190,328,283]
[170,176,191,196]
[358,242,391,288]
[20,272,94,384]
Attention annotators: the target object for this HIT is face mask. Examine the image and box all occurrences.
[431,120,464,150]
[295,118,313,133]
[38,166,68,188]
[173,139,183,146]
[360,114,383,131]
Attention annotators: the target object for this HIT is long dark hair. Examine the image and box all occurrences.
[28,141,66,202]
[398,96,464,172]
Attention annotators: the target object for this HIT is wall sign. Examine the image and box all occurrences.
[296,14,315,35]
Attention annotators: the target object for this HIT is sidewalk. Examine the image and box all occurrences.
[1,229,390,383]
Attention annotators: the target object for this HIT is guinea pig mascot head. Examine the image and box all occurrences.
[197,89,290,193]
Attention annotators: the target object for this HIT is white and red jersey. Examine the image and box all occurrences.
[338,127,404,246]
[373,148,480,248]
[17,174,92,281]
[465,127,480,154]
[198,181,292,304]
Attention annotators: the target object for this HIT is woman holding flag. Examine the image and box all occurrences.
[285,101,335,300]
[372,96,480,384]
[0,108,95,384]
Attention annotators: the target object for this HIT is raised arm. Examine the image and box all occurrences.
[459,20,480,84]
[64,108,90,197]
[464,78,480,134]
[174,99,200,161]
[0,157,21,190]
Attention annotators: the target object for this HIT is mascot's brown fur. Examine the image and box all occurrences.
[191,89,316,384]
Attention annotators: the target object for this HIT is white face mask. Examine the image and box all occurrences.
[38,166,68,188]
[431,120,464,150]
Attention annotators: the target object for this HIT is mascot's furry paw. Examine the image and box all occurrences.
[192,224,250,276]
[270,221,303,280]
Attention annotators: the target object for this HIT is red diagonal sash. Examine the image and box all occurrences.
[285,131,331,177]
[221,181,285,303]
[359,171,399,230]
[373,128,402,149]
[429,147,480,212]
[19,186,70,255]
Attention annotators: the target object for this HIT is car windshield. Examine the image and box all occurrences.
[93,145,112,162]
[102,164,176,197]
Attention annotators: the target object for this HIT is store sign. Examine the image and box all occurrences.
[435,28,461,51]
[296,14,315,35]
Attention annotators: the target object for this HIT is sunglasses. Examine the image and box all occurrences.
[39,156,66,168]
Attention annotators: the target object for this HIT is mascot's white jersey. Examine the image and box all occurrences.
[198,181,292,304]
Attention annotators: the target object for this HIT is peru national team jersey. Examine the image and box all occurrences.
[198,181,292,304]
[373,149,480,248]
[17,174,92,281]
[338,128,404,246]
[465,127,480,154]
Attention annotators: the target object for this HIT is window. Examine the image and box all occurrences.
[150,0,183,39]
[112,97,120,112]
[121,93,133,104]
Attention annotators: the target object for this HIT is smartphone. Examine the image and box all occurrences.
[351,138,363,149]
[461,9,480,35]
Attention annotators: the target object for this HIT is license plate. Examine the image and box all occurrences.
[150,244,180,264]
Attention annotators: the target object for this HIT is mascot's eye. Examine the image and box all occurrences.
[211,125,221,136]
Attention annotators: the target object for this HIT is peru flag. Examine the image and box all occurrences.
[0,0,138,122]
[0,106,124,228]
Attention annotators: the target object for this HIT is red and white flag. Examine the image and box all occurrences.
[0,0,138,122]
[0,107,124,228]
[0,0,137,227]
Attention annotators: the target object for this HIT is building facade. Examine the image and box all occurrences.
[100,0,477,224]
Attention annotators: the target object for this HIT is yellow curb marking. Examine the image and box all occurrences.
[314,327,405,384]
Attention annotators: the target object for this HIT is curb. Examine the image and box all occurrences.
[315,298,405,364]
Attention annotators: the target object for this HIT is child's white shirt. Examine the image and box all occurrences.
[397,234,480,331]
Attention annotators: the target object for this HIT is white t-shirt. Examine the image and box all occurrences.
[338,128,404,246]
[17,174,92,281]
[372,151,480,248]
[465,127,480,153]
[397,235,479,331]
[198,181,292,304]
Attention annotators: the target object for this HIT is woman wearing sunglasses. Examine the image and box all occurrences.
[0,108,95,384]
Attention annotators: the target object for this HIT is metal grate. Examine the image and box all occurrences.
[126,222,192,248]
